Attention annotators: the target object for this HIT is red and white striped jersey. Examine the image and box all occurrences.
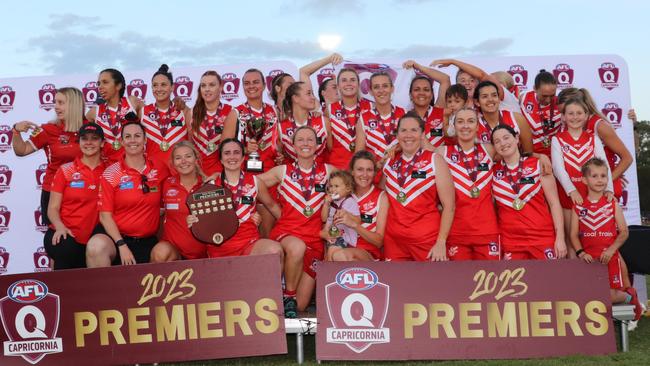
[353,185,384,260]
[190,103,234,175]
[278,113,328,164]
[235,102,278,172]
[214,172,258,225]
[360,105,406,160]
[585,114,619,172]
[552,130,596,193]
[383,149,440,244]
[575,195,617,250]
[477,110,519,144]
[271,162,330,244]
[520,90,561,156]
[327,99,372,169]
[141,103,188,166]
[443,144,499,243]
[95,97,137,162]
[492,157,555,246]
[422,106,449,148]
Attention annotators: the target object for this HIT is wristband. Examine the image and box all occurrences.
[575,249,584,257]
[115,239,127,247]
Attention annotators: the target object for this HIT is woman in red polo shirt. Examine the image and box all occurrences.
[44,123,107,269]
[12,87,85,226]
[86,122,169,267]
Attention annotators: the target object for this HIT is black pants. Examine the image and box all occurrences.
[40,190,51,226]
[43,228,86,270]
[91,224,156,264]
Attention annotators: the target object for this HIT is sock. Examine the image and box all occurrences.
[284,289,296,298]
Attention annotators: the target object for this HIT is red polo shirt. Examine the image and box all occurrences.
[29,122,81,191]
[161,175,207,259]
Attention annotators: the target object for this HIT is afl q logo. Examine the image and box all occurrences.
[0,85,16,113]
[552,63,574,89]
[38,84,57,111]
[598,62,619,90]
[325,267,390,353]
[266,69,285,92]
[172,76,194,102]
[508,65,528,89]
[317,67,335,86]
[35,164,47,189]
[0,125,13,153]
[82,81,99,106]
[0,205,10,235]
[0,247,9,273]
[602,102,623,129]
[127,79,148,99]
[0,165,12,193]
[221,73,241,102]
[0,279,63,364]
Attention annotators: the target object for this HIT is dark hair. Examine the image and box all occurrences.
[455,69,473,83]
[581,157,608,177]
[369,71,393,87]
[534,69,557,90]
[409,76,435,107]
[349,150,377,172]
[270,73,292,104]
[283,81,305,116]
[120,121,145,138]
[192,70,223,133]
[445,84,468,102]
[473,80,499,101]
[152,64,173,84]
[397,110,425,131]
[490,123,519,143]
[318,78,335,106]
[100,68,125,98]
[218,137,244,159]
[244,68,265,86]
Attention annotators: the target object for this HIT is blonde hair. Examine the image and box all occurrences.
[57,87,85,132]
[170,141,205,178]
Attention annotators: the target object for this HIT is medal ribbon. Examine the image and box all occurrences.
[457,145,480,183]
[394,149,423,187]
[504,157,525,195]
[294,163,316,201]
[220,171,245,208]
[205,104,223,139]
[375,106,396,145]
[155,104,172,138]
[539,97,556,135]
[341,104,359,141]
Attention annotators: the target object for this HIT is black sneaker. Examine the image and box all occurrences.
[284,296,298,319]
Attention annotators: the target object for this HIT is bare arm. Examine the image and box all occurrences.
[257,165,284,189]
[299,53,343,93]
[514,112,534,153]
[255,176,282,219]
[596,120,632,181]
[403,60,451,107]
[429,153,455,261]
[430,58,503,99]
[222,109,239,140]
[11,121,38,156]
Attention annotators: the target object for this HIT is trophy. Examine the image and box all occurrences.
[245,116,268,172]
[186,183,239,245]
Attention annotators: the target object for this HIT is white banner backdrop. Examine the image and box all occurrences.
[0,61,297,275]
[0,55,639,274]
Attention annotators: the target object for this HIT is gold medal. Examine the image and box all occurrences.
[258,141,266,150]
[470,186,480,199]
[112,140,121,150]
[160,141,170,151]
[329,225,340,237]
[349,142,356,151]
[207,142,217,152]
[303,206,314,217]
[397,191,407,204]
[542,136,551,148]
[513,198,525,211]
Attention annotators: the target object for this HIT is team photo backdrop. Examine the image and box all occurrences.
[0,55,638,275]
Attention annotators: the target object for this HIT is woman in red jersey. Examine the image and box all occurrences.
[382,111,455,261]
[436,107,500,260]
[270,72,295,122]
[298,53,343,110]
[557,87,632,201]
[259,126,335,316]
[519,70,562,156]
[277,82,329,165]
[189,70,237,176]
[141,64,189,167]
[86,68,143,162]
[403,60,451,148]
[12,87,86,226]
[86,122,169,267]
[326,150,389,261]
[44,123,108,269]
[491,124,567,259]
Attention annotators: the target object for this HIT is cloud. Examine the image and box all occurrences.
[356,38,513,59]
[281,0,364,15]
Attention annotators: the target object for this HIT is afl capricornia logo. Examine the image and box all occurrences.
[172,76,194,102]
[0,125,13,153]
[82,81,99,106]
[317,68,335,86]
[0,86,16,113]
[266,69,285,92]
[507,65,528,90]
[38,84,57,111]
[552,63,574,89]
[325,267,390,353]
[0,279,63,364]
[0,165,12,194]
[0,247,9,273]
[127,79,148,100]
[598,62,619,90]
[602,102,623,129]
[221,73,241,102]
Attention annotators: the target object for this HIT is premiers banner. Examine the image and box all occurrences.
[0,255,286,365]
[316,260,616,360]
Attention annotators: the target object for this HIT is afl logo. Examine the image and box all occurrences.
[602,102,623,129]
[266,69,285,92]
[335,268,379,290]
[82,81,99,106]
[0,85,16,113]
[508,64,528,89]
[7,280,48,303]
[598,62,619,90]
[173,76,194,101]
[38,83,57,111]
[552,64,574,89]
[221,73,241,102]
[127,79,148,99]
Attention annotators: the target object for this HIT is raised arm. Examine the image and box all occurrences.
[403,60,451,107]
[299,53,343,93]
[430,58,503,99]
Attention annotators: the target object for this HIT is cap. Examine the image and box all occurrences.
[79,122,104,139]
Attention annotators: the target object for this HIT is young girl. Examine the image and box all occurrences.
[321,171,360,260]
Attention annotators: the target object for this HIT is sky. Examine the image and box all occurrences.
[1,0,648,119]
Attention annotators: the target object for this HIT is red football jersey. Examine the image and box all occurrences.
[520,90,561,156]
[353,185,384,260]
[552,130,596,201]
[141,103,188,167]
[360,104,406,161]
[585,114,624,198]
[575,196,617,250]
[191,103,234,176]
[29,122,81,191]
[422,106,450,148]
[95,97,138,162]
[476,110,519,144]
[278,113,328,165]
[327,99,372,169]
[235,102,279,173]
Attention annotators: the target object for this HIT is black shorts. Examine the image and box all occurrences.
[91,224,157,265]
[43,228,86,270]
[40,190,51,226]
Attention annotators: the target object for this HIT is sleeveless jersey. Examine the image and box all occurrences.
[477,110,519,144]
[360,105,406,160]
[235,102,278,173]
[191,103,234,175]
[421,106,449,148]
[574,196,617,250]
[492,157,555,246]
[214,171,260,240]
[327,99,372,168]
[278,114,328,164]
[141,103,188,166]
[353,185,384,260]
[383,149,439,244]
[585,114,623,197]
[520,91,561,156]
[553,130,596,196]
[444,144,499,243]
[95,97,137,162]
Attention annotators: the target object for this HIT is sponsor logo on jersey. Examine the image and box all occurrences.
[598,62,619,90]
[508,64,529,90]
[127,79,148,99]
[82,81,99,107]
[601,102,623,129]
[35,164,47,189]
[0,165,12,193]
[38,84,57,111]
[0,85,16,113]
[0,206,10,235]
[325,267,390,353]
[552,63,574,89]
[0,279,63,363]
[0,247,9,273]
[221,72,241,102]
[33,247,51,272]
[172,76,194,102]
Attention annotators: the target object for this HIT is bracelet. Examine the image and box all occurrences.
[575,249,584,257]
[12,124,20,134]
[115,239,127,247]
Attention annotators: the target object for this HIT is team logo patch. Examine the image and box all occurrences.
[0,86,16,113]
[598,62,619,90]
[601,102,623,129]
[221,73,241,102]
[127,79,148,99]
[494,169,504,180]
[325,268,390,353]
[0,165,12,193]
[507,64,528,90]
[166,188,178,197]
[172,76,194,102]
[544,248,555,259]
[82,81,99,106]
[38,84,56,111]
[488,242,500,257]
[0,279,63,364]
[553,63,574,89]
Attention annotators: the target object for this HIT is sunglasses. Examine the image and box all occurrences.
[141,175,150,194]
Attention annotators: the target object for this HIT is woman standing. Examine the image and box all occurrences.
[12,87,85,225]
[382,112,455,261]
[491,124,567,259]
[298,53,343,110]
[519,70,561,156]
[45,123,107,269]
